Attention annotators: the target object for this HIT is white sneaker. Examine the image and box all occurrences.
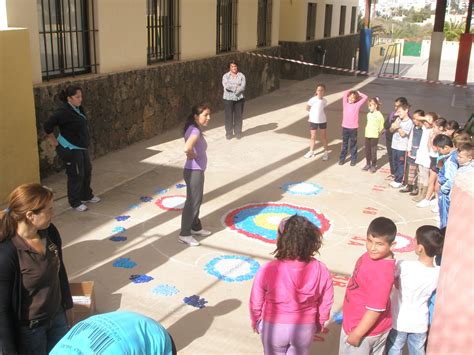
[390,181,402,188]
[82,196,101,203]
[75,204,88,212]
[431,206,439,213]
[429,198,437,206]
[416,199,430,208]
[322,151,329,161]
[191,229,212,237]
[178,235,200,247]
[304,151,315,159]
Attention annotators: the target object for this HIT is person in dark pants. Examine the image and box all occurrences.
[44,86,100,212]
[0,184,73,355]
[179,104,213,247]
[222,60,246,140]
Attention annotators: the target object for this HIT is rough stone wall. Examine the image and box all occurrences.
[35,47,280,177]
[280,34,359,80]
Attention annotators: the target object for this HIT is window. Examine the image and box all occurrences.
[217,0,237,53]
[324,4,333,38]
[350,6,357,34]
[339,6,346,35]
[306,3,317,40]
[37,0,98,80]
[147,0,180,64]
[257,0,272,47]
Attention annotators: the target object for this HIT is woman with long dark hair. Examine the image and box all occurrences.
[179,104,212,247]
[44,85,100,212]
[0,184,73,354]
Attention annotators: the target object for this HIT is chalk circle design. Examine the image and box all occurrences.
[393,233,416,253]
[155,195,186,211]
[281,182,323,196]
[224,202,331,244]
[204,255,260,282]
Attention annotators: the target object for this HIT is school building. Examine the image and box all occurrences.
[1,0,360,202]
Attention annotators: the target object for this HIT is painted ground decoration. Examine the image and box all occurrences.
[281,182,323,196]
[204,255,260,282]
[155,195,186,211]
[224,202,331,243]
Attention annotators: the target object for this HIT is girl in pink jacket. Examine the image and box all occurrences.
[249,215,334,355]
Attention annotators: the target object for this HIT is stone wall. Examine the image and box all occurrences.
[35,47,280,177]
[280,34,359,80]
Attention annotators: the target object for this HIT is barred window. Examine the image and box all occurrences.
[216,0,237,53]
[257,0,272,47]
[324,4,333,38]
[37,0,98,81]
[306,3,317,40]
[350,6,357,34]
[339,6,346,35]
[147,0,180,64]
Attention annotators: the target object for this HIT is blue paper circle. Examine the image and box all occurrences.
[204,255,260,282]
[281,182,323,196]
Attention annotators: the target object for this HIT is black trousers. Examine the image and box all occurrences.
[385,132,395,174]
[365,137,379,166]
[180,169,204,235]
[339,128,358,163]
[56,146,94,208]
[223,99,245,137]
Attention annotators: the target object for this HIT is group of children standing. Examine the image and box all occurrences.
[249,215,443,355]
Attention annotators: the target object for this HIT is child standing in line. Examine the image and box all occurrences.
[304,84,330,160]
[250,215,334,355]
[413,114,434,202]
[389,103,414,188]
[386,226,443,355]
[339,90,368,166]
[362,97,385,173]
[339,217,397,355]
[457,143,474,174]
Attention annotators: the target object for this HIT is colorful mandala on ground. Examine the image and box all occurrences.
[281,182,323,196]
[155,195,186,211]
[224,202,331,244]
[393,233,416,253]
[204,255,260,282]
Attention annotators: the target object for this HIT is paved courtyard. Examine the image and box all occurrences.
[43,73,472,354]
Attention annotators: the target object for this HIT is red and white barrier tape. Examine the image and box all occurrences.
[245,52,469,89]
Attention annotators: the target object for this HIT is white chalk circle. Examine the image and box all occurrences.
[155,195,186,211]
[281,182,323,196]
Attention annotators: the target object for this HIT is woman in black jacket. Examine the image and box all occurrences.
[43,86,100,212]
[0,184,73,354]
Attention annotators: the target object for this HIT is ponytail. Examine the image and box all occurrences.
[0,209,17,242]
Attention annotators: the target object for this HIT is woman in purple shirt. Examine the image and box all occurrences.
[179,104,212,247]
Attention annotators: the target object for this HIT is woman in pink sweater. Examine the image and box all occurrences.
[249,215,334,355]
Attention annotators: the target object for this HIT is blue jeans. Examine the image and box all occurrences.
[438,192,450,229]
[18,311,69,355]
[340,128,358,163]
[391,149,406,183]
[386,329,427,355]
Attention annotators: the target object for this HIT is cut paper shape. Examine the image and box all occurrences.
[393,233,416,253]
[155,188,169,195]
[362,207,378,215]
[112,226,126,234]
[127,203,140,210]
[129,274,154,283]
[372,185,386,192]
[331,273,350,288]
[140,196,153,202]
[332,311,343,324]
[152,284,180,296]
[224,202,331,244]
[115,215,130,222]
[112,257,137,269]
[175,183,186,189]
[281,182,323,196]
[109,236,127,242]
[183,295,208,309]
[347,235,366,246]
[155,195,186,211]
[204,255,260,282]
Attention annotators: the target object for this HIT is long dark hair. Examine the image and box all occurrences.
[183,103,211,137]
[59,85,82,103]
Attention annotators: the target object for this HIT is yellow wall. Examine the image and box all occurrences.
[6,0,42,84]
[0,28,40,203]
[95,0,147,73]
[237,1,258,50]
[181,0,216,60]
[271,0,281,46]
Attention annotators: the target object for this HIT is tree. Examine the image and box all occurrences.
[444,20,464,41]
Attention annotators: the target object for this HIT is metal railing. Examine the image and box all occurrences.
[257,0,272,47]
[379,42,402,76]
[216,0,237,53]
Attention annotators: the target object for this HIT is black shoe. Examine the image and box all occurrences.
[350,161,356,166]
[226,135,232,140]
[362,164,371,171]
[338,160,344,165]
[235,133,242,140]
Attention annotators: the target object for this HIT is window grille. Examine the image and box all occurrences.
[147,0,180,64]
[324,4,333,38]
[216,0,237,53]
[350,6,357,34]
[257,0,272,47]
[37,0,98,81]
[306,3,317,40]
[339,6,346,35]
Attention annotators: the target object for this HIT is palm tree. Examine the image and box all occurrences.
[444,20,464,41]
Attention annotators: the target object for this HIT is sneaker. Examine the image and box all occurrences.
[390,181,402,188]
[431,206,439,213]
[338,160,344,165]
[362,164,371,171]
[430,198,438,206]
[178,235,200,247]
[304,151,315,159]
[75,204,88,212]
[322,151,329,161]
[82,196,101,203]
[191,229,212,237]
[399,186,412,193]
[416,199,431,208]
[350,161,356,166]
[369,166,377,173]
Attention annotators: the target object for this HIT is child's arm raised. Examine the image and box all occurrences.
[346,310,383,346]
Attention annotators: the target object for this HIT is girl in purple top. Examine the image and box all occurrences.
[179,104,212,247]
[249,215,334,355]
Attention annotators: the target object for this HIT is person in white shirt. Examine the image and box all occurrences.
[304,84,329,160]
[386,225,444,355]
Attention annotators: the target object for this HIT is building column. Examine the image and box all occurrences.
[454,0,473,85]
[427,0,447,82]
